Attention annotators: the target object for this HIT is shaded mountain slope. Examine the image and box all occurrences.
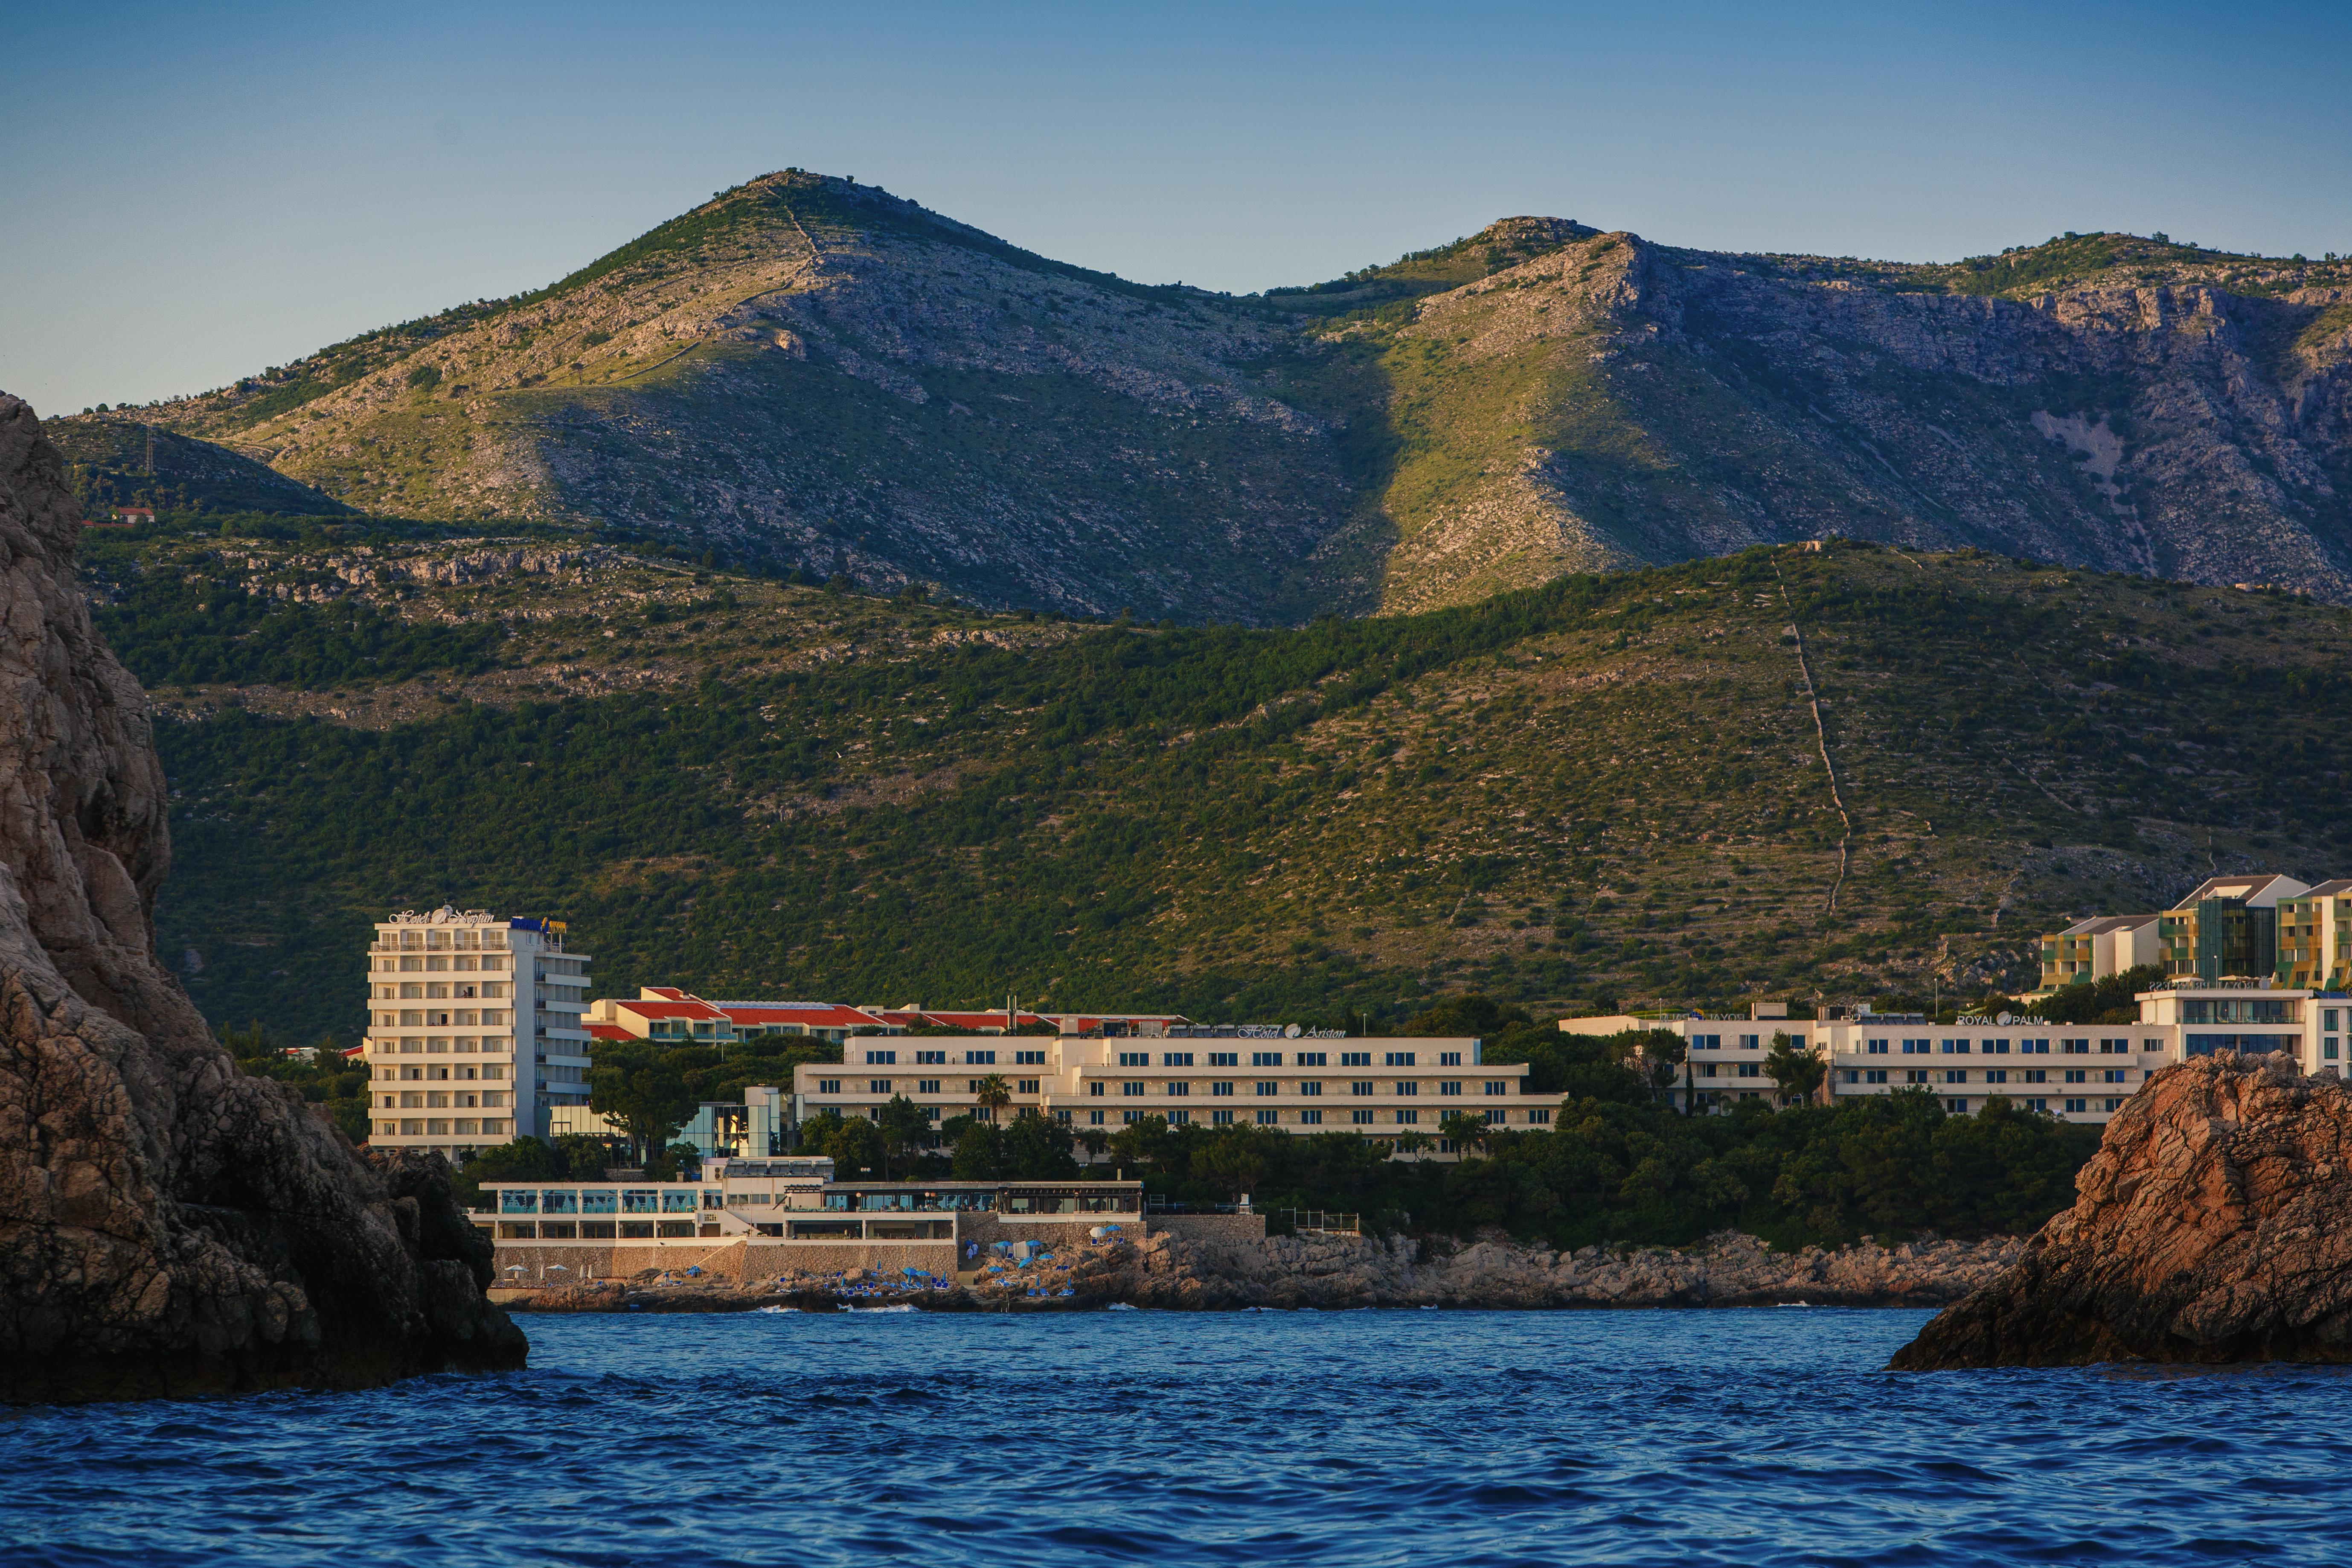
[98,174,2352,617]
[46,417,349,518]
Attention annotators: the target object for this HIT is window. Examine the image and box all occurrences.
[1692,1036,1721,1051]
[1122,1081,1145,1097]
[865,1050,897,1065]
[1299,1081,1321,1097]
[1394,1108,1419,1125]
[2024,1069,2048,1084]
[1340,1051,1371,1067]
[1018,1079,1041,1094]
[1441,1081,1463,1097]
[917,1079,941,1095]
[1053,1110,1070,1124]
[1087,1081,1105,1097]
[2026,1098,2048,1113]
[1739,1034,1759,1049]
[1945,1098,1968,1114]
[1255,1082,1278,1097]
[1168,1109,1191,1126]
[1736,1063,1760,1079]
[818,1079,841,1095]
[2061,1039,2090,1055]
[1902,1039,1930,1055]
[2102,1069,2127,1084]
[1252,1052,1283,1068]
[1700,1063,1718,1078]
[2065,1098,2087,1114]
[1484,1081,1508,1097]
[1015,1050,1047,1066]
[1211,1109,1234,1126]
[1864,1069,1888,1085]
[1483,1108,1505,1125]
[1943,1069,1968,1085]
[1210,1052,1239,1067]
[1528,1108,1552,1124]
[2064,1069,2087,1084]
[1352,1108,1375,1125]
[2142,1040,2161,1054]
[1396,1081,1419,1095]
[1256,1109,1279,1126]
[2103,1098,2125,1112]
[1163,1052,1195,1068]
[868,1079,892,1094]
[2021,1039,2049,1054]
[1439,1050,1463,1066]
[1212,1081,1234,1097]
[1384,1051,1417,1067]
[2099,1039,2130,1055]
[965,1050,997,1065]
[1840,1069,1858,1084]
[1986,1069,2008,1085]
[1297,1052,1327,1068]
[1119,1052,1148,1067]
[1940,1040,1970,1054]
[1865,1039,1889,1054]
[1350,1080,1374,1096]
[1905,1070,1928,1085]
[1300,1108,1323,1126]
[915,1050,947,1065]
[1123,1110,1145,1125]
[1089,1110,1105,1125]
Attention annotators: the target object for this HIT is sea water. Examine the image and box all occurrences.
[6,1308,2348,1565]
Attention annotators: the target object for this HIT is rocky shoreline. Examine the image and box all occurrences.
[506,1228,2021,1315]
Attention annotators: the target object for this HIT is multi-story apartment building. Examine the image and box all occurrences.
[2276,881,2352,991]
[363,908,592,1158]
[793,1025,1564,1157]
[2156,873,2307,984]
[2036,914,2160,993]
[2037,870,2352,997]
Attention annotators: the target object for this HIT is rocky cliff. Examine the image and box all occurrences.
[105,173,2352,617]
[0,394,525,1402]
[1892,1053,2352,1368]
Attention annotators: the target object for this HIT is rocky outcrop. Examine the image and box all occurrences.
[1892,1054,2352,1369]
[0,393,525,1402]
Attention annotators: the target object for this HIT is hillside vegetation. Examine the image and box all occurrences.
[90,515,2352,1045]
[81,171,2352,618]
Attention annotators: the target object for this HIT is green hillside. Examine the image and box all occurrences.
[96,519,2352,1045]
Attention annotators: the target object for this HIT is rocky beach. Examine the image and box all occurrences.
[505,1226,2022,1314]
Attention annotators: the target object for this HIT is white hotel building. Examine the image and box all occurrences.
[364,907,593,1159]
[1564,983,2351,1127]
[794,1025,1568,1155]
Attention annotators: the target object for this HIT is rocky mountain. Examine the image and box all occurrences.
[92,173,2352,617]
[0,397,521,1402]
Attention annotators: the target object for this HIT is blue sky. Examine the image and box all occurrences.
[4,1,2347,417]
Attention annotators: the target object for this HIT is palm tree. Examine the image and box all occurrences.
[974,1072,1012,1121]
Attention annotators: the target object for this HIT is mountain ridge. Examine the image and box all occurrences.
[74,171,2352,618]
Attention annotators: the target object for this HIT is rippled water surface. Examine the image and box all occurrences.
[9,1307,2350,1566]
